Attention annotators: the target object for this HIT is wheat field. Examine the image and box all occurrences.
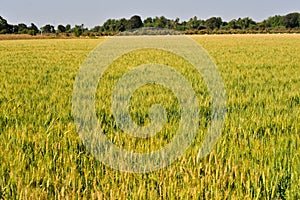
[0,34,299,199]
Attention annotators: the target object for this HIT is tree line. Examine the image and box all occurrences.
[0,12,299,36]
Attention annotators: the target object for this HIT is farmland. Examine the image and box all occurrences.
[0,34,299,199]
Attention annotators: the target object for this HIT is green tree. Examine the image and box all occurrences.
[29,23,39,35]
[12,25,19,33]
[17,23,28,34]
[176,21,188,31]
[143,17,153,27]
[265,15,284,29]
[228,19,239,29]
[91,25,101,32]
[116,18,127,31]
[283,12,300,28]
[172,17,180,29]
[57,25,66,33]
[258,20,267,30]
[153,16,168,28]
[220,21,229,30]
[41,24,55,34]
[101,19,116,32]
[187,16,205,30]
[0,16,12,34]
[236,17,257,29]
[73,24,85,37]
[126,15,143,30]
[205,17,222,30]
[65,24,71,32]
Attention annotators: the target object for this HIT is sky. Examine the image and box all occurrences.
[0,0,299,28]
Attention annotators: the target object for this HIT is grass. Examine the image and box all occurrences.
[0,34,299,199]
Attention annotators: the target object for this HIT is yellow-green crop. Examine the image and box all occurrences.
[0,35,299,199]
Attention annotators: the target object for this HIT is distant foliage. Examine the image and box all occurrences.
[282,12,300,28]
[57,25,66,33]
[126,15,143,30]
[0,12,299,36]
[41,24,55,34]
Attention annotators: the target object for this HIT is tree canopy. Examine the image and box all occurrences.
[0,12,299,37]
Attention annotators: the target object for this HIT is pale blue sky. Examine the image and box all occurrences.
[0,0,299,28]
